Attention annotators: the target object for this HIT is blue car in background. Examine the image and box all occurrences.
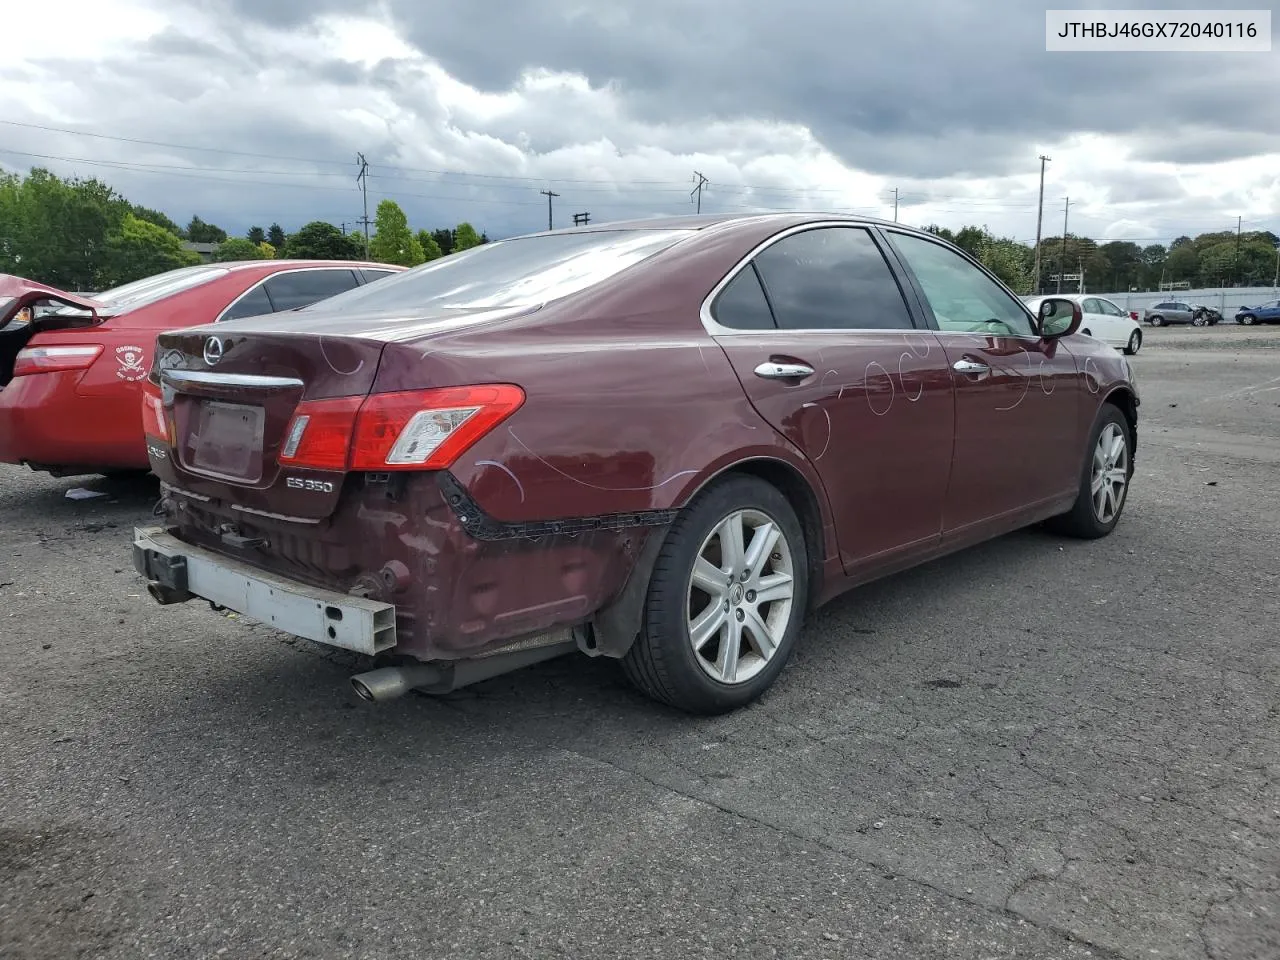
[1235,299,1280,325]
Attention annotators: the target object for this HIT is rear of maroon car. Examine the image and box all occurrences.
[132,227,702,694]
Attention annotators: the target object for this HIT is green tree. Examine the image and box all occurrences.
[1165,244,1199,283]
[184,215,227,244]
[257,241,276,259]
[283,221,363,260]
[978,235,1033,294]
[247,225,266,245]
[103,214,201,285]
[267,223,286,248]
[952,225,987,257]
[416,229,443,261]
[432,228,455,256]
[0,168,130,289]
[213,237,269,262]
[130,205,181,235]
[369,199,425,266]
[453,222,483,251]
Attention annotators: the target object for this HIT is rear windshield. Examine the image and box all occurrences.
[300,229,695,314]
[52,264,228,315]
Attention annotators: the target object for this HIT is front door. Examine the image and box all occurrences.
[881,230,1084,538]
[706,224,955,577]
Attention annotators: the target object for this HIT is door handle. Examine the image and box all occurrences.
[952,358,991,375]
[754,361,814,380]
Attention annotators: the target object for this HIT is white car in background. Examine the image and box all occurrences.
[1023,294,1143,355]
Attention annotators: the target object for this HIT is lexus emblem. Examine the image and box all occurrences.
[203,336,224,366]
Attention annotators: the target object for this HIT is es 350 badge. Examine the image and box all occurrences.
[115,345,148,381]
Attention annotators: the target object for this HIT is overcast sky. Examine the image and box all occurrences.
[2,0,1277,245]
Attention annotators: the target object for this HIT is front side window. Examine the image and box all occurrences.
[303,229,694,314]
[750,226,915,331]
[887,231,1036,338]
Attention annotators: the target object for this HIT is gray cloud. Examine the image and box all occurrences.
[3,0,1276,244]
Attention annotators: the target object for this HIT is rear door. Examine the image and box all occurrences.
[707,223,955,576]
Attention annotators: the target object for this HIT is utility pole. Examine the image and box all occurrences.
[572,212,591,226]
[355,153,371,257]
[1078,257,1084,294]
[691,171,709,214]
[1234,215,1242,286]
[540,189,559,231]
[1057,197,1071,293]
[1033,155,1050,293]
[893,187,899,222]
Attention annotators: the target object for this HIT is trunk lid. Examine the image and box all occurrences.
[148,303,533,521]
[150,327,388,520]
[1,275,110,386]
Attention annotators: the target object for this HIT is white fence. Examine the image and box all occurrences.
[1086,286,1279,317]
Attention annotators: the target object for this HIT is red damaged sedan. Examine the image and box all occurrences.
[133,214,1139,714]
[0,260,402,477]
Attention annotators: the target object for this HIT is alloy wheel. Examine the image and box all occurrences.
[687,509,795,685]
[1090,423,1129,524]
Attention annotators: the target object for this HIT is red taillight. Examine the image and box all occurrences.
[12,344,103,377]
[278,384,524,472]
[140,380,169,441]
[277,395,363,471]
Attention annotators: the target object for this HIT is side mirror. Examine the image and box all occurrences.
[1038,298,1081,339]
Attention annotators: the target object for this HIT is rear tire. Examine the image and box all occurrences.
[622,475,809,715]
[1046,404,1133,540]
[1123,330,1142,355]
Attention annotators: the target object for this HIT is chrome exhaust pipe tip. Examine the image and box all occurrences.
[349,665,442,703]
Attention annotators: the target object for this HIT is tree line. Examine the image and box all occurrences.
[0,167,489,291]
[924,223,1280,295]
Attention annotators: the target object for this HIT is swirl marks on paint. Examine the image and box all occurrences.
[1083,356,1102,393]
[994,347,1033,411]
[1038,358,1056,396]
[506,428,698,491]
[474,459,526,503]
[802,402,833,460]
[865,361,895,417]
[898,352,924,402]
[318,337,365,376]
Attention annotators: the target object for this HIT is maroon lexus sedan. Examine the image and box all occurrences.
[133,213,1138,714]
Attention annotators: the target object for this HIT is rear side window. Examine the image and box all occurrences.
[360,269,397,284]
[300,229,694,314]
[711,265,776,330]
[752,227,915,330]
[220,283,274,322]
[264,269,360,311]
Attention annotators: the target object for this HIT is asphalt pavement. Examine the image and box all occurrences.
[2,324,1278,960]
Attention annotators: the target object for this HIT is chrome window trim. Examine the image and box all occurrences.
[214,265,362,323]
[161,370,304,390]
[697,220,927,337]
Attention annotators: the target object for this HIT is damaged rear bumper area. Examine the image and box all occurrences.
[133,523,582,700]
[134,524,397,655]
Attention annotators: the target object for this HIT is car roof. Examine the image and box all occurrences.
[215,260,405,272]
[502,211,922,241]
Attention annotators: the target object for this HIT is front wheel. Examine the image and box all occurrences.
[1124,330,1142,355]
[622,475,809,714]
[1192,314,1207,327]
[1149,315,1165,327]
[1045,405,1133,540]
[1239,314,1257,326]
